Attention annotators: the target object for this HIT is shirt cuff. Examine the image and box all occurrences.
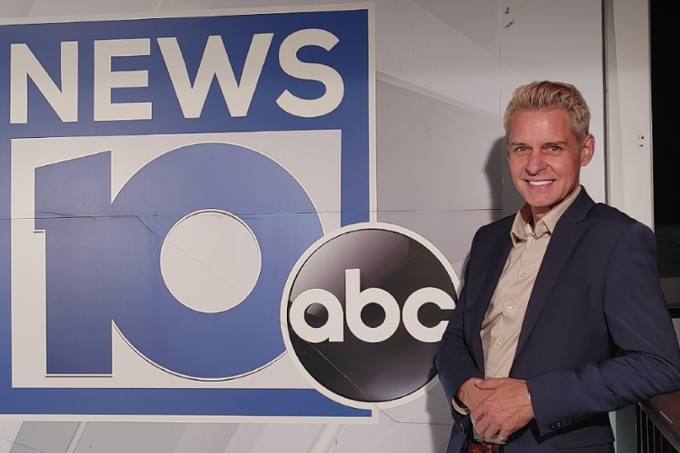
[452,397,470,415]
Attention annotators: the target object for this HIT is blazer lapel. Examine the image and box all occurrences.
[513,189,594,360]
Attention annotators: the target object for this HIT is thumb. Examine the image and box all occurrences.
[475,378,504,390]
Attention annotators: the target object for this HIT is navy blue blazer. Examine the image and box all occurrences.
[436,189,680,452]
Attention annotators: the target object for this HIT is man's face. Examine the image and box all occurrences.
[506,109,594,223]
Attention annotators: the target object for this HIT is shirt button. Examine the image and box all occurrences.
[507,306,513,312]
[496,340,502,345]
[531,238,536,243]
[520,273,526,278]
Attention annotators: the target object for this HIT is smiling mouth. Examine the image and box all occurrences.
[527,180,553,186]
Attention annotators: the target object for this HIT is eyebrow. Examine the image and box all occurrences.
[509,140,569,147]
[545,141,569,146]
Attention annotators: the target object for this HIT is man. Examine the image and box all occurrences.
[436,81,680,452]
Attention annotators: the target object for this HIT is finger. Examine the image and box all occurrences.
[497,428,511,444]
[474,412,501,440]
[470,405,483,422]
[474,378,505,390]
[475,421,495,438]
[473,414,490,435]
[480,421,501,440]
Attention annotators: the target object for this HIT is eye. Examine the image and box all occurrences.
[514,146,528,153]
[548,145,561,152]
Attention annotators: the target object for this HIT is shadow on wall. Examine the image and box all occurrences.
[425,135,514,452]
[489,138,511,218]
[495,138,525,218]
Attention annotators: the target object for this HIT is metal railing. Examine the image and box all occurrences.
[637,398,680,453]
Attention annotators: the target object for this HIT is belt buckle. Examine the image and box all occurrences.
[464,439,502,453]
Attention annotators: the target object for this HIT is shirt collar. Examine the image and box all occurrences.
[510,186,582,246]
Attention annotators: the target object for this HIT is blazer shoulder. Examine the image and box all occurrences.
[585,202,648,232]
[473,214,514,243]
[564,188,644,233]
[575,202,657,252]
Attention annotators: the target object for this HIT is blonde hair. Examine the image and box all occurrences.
[503,81,591,143]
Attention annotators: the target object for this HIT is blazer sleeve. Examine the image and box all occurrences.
[526,222,680,436]
[435,252,485,421]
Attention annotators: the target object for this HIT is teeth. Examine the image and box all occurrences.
[528,181,551,186]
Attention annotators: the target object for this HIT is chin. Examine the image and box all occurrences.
[523,196,559,211]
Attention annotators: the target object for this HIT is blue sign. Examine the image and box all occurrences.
[0,7,373,419]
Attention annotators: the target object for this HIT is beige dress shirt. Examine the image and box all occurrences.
[453,186,581,421]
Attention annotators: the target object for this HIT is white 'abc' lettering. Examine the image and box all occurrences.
[402,286,455,342]
[290,269,455,344]
[289,288,344,343]
[345,268,401,343]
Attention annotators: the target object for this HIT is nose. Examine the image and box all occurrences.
[525,149,546,176]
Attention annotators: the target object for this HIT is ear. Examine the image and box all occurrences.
[580,134,595,167]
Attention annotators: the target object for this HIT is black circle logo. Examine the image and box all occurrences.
[281,223,458,407]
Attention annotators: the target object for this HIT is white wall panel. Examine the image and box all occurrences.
[9,423,79,453]
[412,0,502,57]
[28,0,161,15]
[250,424,322,453]
[376,81,502,212]
[1,0,34,17]
[222,425,266,453]
[0,422,22,453]
[72,423,186,453]
[171,423,238,453]
[498,0,605,214]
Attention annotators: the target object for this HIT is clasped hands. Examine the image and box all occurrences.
[456,377,534,442]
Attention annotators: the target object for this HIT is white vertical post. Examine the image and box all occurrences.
[604,0,654,229]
